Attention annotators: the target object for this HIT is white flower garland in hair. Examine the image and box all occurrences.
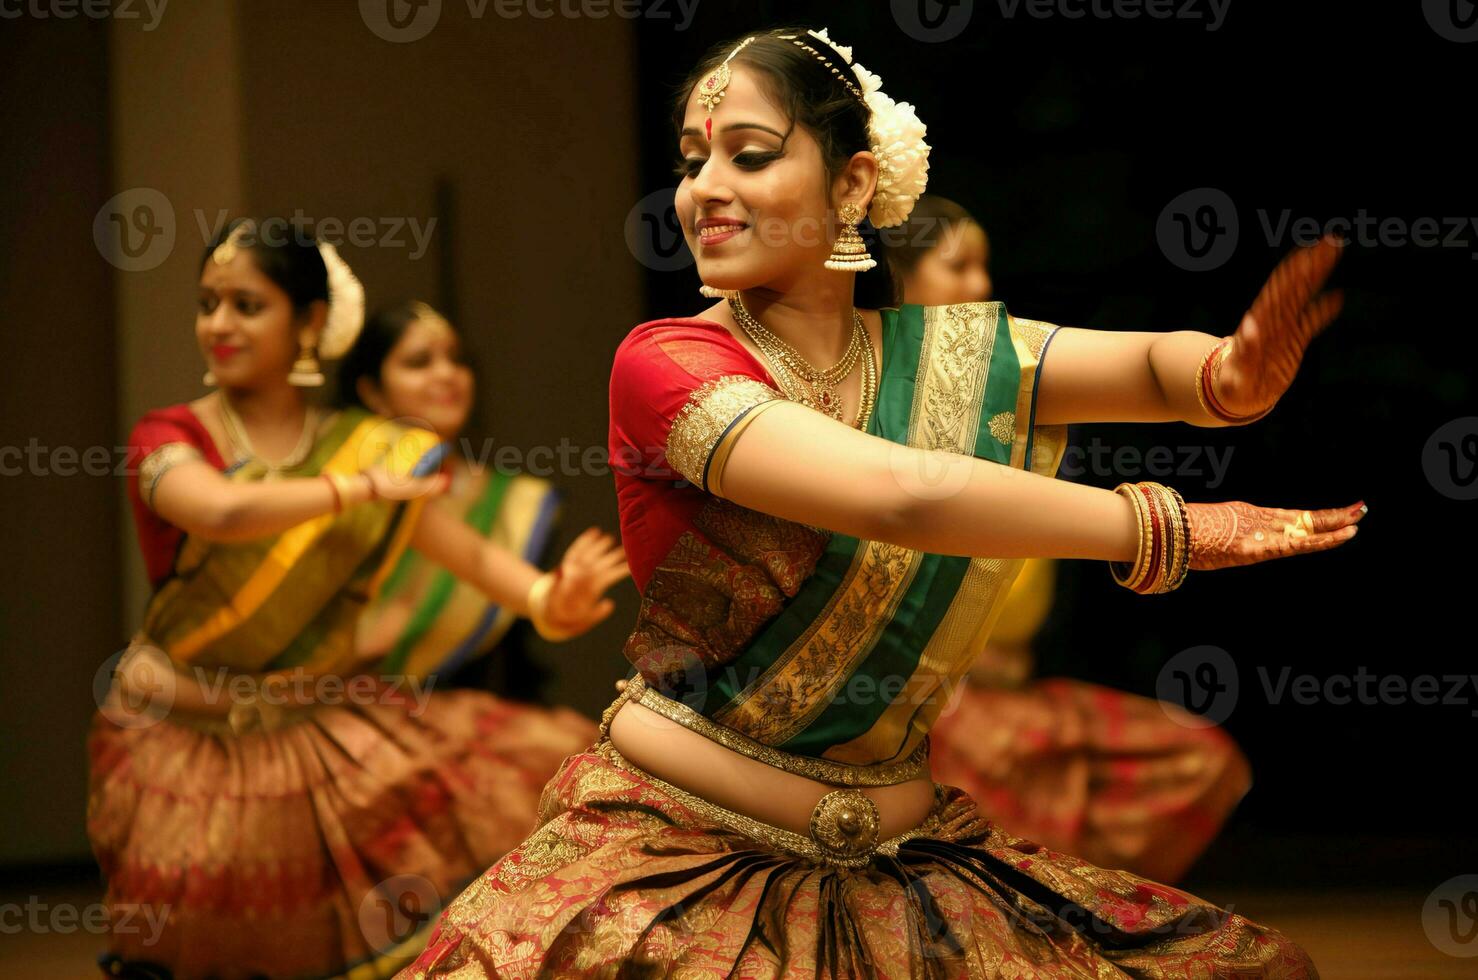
[316,242,365,359]
[805,28,931,229]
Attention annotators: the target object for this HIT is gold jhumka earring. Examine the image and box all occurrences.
[287,340,325,387]
[824,202,876,271]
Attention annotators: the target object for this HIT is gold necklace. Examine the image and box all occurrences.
[218,395,318,471]
[731,295,862,390]
[730,296,877,429]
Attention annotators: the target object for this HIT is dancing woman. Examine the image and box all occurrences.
[893,195,1252,883]
[342,299,599,845]
[401,28,1359,978]
[89,220,626,980]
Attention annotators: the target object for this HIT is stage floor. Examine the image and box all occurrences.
[2,881,1470,978]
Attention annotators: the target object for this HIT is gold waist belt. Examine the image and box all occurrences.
[593,736,941,869]
[603,674,930,787]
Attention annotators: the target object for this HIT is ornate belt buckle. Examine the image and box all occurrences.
[809,789,881,867]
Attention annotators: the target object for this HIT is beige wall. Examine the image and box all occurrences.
[0,18,118,867]
[232,1,645,714]
[3,2,640,865]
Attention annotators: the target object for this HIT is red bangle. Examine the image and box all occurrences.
[1199,340,1273,424]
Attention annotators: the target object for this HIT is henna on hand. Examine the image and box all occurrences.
[1186,499,1366,570]
[1215,235,1345,419]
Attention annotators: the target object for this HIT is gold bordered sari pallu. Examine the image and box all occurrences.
[629,301,1070,769]
[363,467,561,680]
[141,408,444,678]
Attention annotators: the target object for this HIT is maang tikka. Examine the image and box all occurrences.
[695,37,756,301]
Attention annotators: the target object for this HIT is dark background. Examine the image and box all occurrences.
[1,0,1471,900]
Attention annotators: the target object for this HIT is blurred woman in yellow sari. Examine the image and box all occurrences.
[894,195,1251,883]
[90,219,626,980]
[342,298,598,842]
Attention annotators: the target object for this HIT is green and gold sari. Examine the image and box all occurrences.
[399,302,1313,978]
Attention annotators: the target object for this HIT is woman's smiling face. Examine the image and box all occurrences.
[675,66,837,294]
[196,251,309,390]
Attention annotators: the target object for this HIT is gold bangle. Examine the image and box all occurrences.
[1198,338,1274,425]
[1194,340,1224,422]
[1139,483,1170,593]
[1143,482,1191,593]
[527,571,578,642]
[1165,485,1192,590]
[1110,482,1150,591]
[1146,484,1180,593]
[326,472,361,510]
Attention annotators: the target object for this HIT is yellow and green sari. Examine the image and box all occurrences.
[357,463,562,680]
[91,406,595,980]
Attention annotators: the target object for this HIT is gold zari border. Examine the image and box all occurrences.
[666,376,782,490]
[140,442,204,509]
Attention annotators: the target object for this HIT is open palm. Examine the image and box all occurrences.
[1214,235,1344,419]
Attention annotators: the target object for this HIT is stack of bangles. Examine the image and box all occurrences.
[1196,338,1273,424]
[526,570,578,642]
[1111,481,1192,594]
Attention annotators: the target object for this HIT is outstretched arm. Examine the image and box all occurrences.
[718,399,1362,570]
[151,460,446,542]
[411,506,629,637]
[1033,237,1344,427]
